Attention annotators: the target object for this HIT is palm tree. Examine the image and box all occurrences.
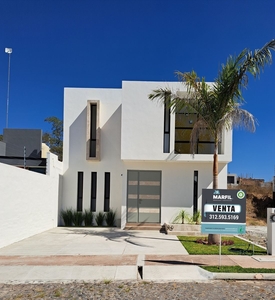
[149,39,275,244]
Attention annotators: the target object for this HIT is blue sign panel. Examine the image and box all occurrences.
[201,223,246,235]
[201,189,246,235]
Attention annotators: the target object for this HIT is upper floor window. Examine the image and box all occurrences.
[174,109,221,154]
[163,95,171,153]
[86,101,100,160]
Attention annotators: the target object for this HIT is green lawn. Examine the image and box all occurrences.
[202,265,275,273]
[177,236,267,255]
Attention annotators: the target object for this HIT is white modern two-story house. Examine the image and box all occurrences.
[62,81,232,228]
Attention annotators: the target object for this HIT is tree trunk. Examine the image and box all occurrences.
[208,141,220,245]
[213,149,218,190]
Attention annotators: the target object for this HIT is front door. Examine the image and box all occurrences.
[127,170,161,223]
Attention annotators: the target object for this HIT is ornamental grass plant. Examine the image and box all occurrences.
[60,208,74,226]
[84,209,94,227]
[72,211,84,227]
[95,212,105,226]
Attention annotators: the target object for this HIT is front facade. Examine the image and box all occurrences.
[62,81,232,228]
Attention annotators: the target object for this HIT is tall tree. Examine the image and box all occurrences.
[42,116,63,161]
[149,39,275,244]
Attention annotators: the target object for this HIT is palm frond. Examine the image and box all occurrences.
[189,118,208,154]
[241,39,275,77]
[148,40,274,181]
[148,88,171,103]
[230,107,257,132]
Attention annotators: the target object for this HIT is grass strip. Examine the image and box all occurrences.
[202,265,275,273]
[177,236,266,255]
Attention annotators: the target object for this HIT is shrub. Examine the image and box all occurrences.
[192,210,201,224]
[105,209,116,227]
[95,212,105,226]
[72,211,84,227]
[185,210,201,224]
[196,238,234,246]
[60,208,73,226]
[173,210,189,224]
[84,209,94,227]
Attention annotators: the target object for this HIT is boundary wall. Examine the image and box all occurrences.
[0,153,62,248]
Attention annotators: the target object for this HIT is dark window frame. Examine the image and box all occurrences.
[174,111,221,154]
[104,172,110,212]
[77,171,84,212]
[163,95,171,153]
[90,104,97,157]
[193,170,198,214]
[90,172,97,212]
[86,100,100,160]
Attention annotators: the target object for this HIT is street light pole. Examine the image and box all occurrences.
[5,47,12,128]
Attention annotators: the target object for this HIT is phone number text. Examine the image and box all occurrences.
[208,214,239,220]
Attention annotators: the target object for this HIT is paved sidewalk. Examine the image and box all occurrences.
[0,227,274,282]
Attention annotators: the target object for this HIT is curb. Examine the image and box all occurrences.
[212,272,275,280]
[199,268,275,281]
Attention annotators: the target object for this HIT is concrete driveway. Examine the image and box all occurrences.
[0,227,210,282]
[1,227,272,282]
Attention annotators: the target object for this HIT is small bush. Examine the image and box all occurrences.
[173,210,189,224]
[95,212,105,226]
[196,237,208,244]
[196,238,234,246]
[84,209,94,226]
[192,210,201,224]
[105,209,116,227]
[72,211,84,227]
[60,208,74,226]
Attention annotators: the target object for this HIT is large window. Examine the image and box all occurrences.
[174,109,221,154]
[87,101,100,160]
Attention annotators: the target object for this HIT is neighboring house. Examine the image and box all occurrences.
[62,81,232,228]
[227,173,238,185]
[0,129,47,174]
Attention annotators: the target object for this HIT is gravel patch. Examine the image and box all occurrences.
[0,280,275,299]
[238,229,267,248]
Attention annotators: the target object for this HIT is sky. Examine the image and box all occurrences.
[0,0,274,181]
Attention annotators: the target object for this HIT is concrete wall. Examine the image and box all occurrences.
[0,153,62,249]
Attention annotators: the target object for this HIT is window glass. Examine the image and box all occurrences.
[174,110,221,154]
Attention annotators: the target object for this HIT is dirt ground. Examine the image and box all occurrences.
[228,181,274,226]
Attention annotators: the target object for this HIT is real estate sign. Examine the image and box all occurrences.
[201,189,246,235]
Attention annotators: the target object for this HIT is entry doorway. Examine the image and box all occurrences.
[127,170,161,223]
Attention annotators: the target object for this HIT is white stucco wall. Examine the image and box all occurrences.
[120,161,228,228]
[63,81,232,228]
[121,81,232,163]
[0,153,61,249]
[62,88,123,223]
